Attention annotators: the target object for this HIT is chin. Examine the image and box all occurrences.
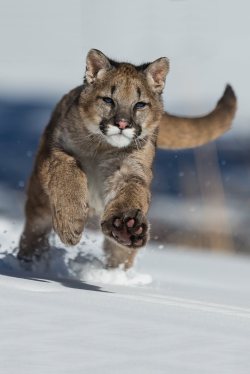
[106,134,132,148]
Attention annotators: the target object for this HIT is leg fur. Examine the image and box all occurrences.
[40,149,89,246]
[18,148,89,260]
[103,237,139,270]
[18,174,52,260]
[101,174,151,269]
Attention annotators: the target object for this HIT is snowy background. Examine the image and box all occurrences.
[0,1,250,372]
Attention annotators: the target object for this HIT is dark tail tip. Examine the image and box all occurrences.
[217,83,237,108]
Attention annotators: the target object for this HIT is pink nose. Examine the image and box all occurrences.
[117,119,128,129]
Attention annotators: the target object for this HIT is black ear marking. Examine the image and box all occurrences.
[137,87,141,99]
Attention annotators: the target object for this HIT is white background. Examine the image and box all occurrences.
[0,0,249,131]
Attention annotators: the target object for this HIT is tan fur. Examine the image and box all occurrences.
[18,50,237,269]
[158,84,237,149]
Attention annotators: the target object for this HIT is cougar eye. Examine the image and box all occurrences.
[102,97,114,105]
[134,102,147,110]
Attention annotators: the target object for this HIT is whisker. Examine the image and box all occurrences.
[93,134,104,158]
[134,138,140,151]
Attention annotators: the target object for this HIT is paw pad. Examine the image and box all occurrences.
[102,209,148,248]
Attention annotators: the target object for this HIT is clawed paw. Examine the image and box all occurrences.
[52,214,84,246]
[101,209,148,248]
[51,202,87,246]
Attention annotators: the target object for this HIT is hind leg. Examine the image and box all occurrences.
[103,237,139,270]
[18,176,52,261]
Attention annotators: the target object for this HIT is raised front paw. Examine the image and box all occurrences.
[101,209,148,248]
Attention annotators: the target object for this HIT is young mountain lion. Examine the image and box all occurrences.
[18,49,237,269]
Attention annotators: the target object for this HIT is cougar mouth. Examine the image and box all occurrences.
[98,118,143,148]
[105,124,135,148]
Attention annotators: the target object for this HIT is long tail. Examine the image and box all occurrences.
[157,84,237,149]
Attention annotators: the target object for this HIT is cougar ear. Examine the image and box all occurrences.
[85,49,112,84]
[144,57,169,94]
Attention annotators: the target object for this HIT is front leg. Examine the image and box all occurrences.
[101,175,151,268]
[42,150,89,246]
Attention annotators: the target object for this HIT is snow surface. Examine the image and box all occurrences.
[1,217,250,374]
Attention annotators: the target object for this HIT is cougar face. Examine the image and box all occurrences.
[80,50,169,148]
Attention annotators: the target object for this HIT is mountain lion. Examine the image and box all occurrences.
[18,49,237,269]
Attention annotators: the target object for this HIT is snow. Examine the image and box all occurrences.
[1,216,250,374]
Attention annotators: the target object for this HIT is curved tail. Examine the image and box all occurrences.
[157,84,237,149]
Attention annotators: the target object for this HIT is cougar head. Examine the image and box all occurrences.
[80,49,169,148]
